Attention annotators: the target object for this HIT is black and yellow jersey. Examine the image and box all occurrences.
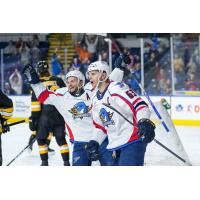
[31,76,66,120]
[0,89,13,120]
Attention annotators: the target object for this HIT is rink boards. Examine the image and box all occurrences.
[7,95,200,126]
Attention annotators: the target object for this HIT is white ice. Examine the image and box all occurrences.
[1,123,200,166]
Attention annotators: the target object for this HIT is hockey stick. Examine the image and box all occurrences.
[6,137,37,166]
[6,119,26,127]
[131,73,170,133]
[102,102,191,165]
[0,119,26,166]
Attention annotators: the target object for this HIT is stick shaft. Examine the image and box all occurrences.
[102,103,189,165]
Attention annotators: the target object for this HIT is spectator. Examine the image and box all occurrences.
[183,47,190,68]
[173,54,184,73]
[4,40,16,56]
[75,42,91,62]
[30,34,40,48]
[185,72,199,91]
[4,82,16,95]
[51,48,63,76]
[100,50,108,62]
[9,68,23,95]
[187,57,197,74]
[20,42,31,65]
[15,37,23,54]
[85,35,98,54]
[68,57,82,71]
[31,44,41,66]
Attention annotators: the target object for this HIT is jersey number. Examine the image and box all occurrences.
[125,89,136,99]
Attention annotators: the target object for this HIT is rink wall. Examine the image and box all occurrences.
[7,95,200,126]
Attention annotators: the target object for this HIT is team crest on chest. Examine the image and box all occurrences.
[69,102,92,119]
[99,108,115,127]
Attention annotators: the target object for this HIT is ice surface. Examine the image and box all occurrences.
[1,123,200,166]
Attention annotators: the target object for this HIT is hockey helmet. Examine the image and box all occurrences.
[87,61,110,80]
[66,70,85,87]
[36,61,49,75]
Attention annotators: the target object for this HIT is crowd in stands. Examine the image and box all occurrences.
[0,34,49,95]
[1,33,200,96]
[173,34,200,92]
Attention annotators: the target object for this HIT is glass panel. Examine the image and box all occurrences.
[172,34,200,94]
[0,34,49,95]
[143,35,172,95]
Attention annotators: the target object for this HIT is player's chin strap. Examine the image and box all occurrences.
[95,70,109,90]
[102,103,192,166]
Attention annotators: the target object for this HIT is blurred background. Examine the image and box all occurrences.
[0,33,199,96]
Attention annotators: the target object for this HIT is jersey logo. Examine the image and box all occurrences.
[99,108,115,127]
[69,102,92,119]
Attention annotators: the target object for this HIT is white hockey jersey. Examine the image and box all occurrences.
[31,68,124,143]
[91,81,151,150]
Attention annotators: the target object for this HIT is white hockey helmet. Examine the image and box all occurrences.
[66,70,85,87]
[87,61,110,80]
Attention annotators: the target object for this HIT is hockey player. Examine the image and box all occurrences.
[27,61,70,166]
[0,89,13,134]
[0,89,13,165]
[56,70,116,166]
[23,57,126,166]
[85,61,156,166]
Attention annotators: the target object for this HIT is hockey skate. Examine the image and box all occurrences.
[41,160,48,166]
[64,160,70,166]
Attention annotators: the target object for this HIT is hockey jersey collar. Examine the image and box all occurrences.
[69,88,85,97]
[96,81,111,100]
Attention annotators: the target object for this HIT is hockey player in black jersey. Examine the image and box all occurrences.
[27,61,70,166]
[0,89,13,134]
[0,89,13,165]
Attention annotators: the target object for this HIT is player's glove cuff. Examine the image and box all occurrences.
[23,65,40,84]
[85,140,100,161]
[137,118,155,143]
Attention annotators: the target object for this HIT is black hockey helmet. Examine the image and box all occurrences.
[36,61,49,75]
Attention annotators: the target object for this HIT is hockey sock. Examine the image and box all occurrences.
[39,144,48,161]
[60,144,70,161]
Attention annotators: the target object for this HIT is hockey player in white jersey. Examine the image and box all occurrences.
[23,56,126,166]
[85,60,156,166]
[56,70,115,166]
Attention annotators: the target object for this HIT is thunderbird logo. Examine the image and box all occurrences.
[69,102,92,119]
[99,108,115,127]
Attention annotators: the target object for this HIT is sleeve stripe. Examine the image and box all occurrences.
[111,93,137,125]
[31,101,40,105]
[31,107,41,112]
[38,90,50,103]
[56,93,64,96]
[0,107,13,113]
[134,101,148,110]
[93,120,107,134]
[132,97,142,105]
[135,105,148,114]
[65,123,74,141]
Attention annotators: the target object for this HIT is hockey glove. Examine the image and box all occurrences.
[85,140,99,161]
[23,65,40,84]
[137,118,155,143]
[29,117,39,131]
[114,53,131,69]
[0,116,9,134]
